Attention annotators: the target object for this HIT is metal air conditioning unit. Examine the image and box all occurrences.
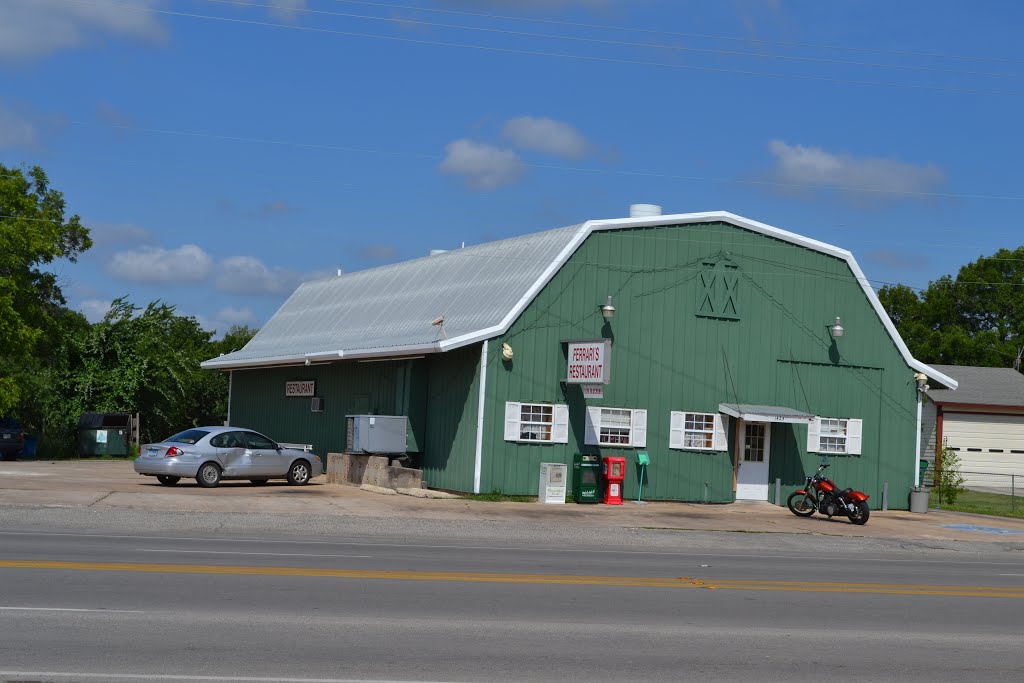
[345,415,407,454]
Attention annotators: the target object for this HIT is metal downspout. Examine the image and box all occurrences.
[473,341,489,494]
[914,390,923,487]
[227,370,234,426]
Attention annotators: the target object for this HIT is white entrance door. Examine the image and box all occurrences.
[736,422,771,501]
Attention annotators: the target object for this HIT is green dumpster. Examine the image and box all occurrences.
[77,412,131,457]
[572,453,602,504]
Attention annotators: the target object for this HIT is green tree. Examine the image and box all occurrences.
[878,247,1024,370]
[48,299,214,444]
[190,324,258,427]
[0,164,91,414]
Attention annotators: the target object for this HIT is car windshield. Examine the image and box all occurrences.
[164,429,211,445]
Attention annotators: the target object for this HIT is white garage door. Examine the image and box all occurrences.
[943,412,1024,493]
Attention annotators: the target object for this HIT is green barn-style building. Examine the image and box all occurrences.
[202,209,956,507]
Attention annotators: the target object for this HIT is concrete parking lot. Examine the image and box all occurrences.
[3,459,1024,545]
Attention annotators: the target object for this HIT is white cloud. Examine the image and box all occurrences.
[0,0,166,61]
[106,244,213,284]
[766,140,946,199]
[502,116,590,160]
[0,100,38,148]
[79,299,114,323]
[439,139,524,190]
[214,256,328,296]
[266,0,308,20]
[195,306,259,336]
[88,223,158,249]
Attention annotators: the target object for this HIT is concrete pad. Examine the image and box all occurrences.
[3,460,1024,545]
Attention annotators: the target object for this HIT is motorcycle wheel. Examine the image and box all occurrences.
[849,500,870,525]
[787,491,816,517]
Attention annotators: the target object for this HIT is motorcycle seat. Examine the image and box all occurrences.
[839,488,853,496]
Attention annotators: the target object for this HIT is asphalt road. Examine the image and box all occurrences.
[2,519,1024,683]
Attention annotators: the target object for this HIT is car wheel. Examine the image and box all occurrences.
[157,475,180,486]
[197,462,221,488]
[250,479,269,485]
[287,460,311,486]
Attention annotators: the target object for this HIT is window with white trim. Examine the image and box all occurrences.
[504,402,569,444]
[520,404,553,442]
[807,417,863,455]
[669,411,728,451]
[819,418,848,453]
[585,407,647,448]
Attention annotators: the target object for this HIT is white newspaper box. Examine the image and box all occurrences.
[539,463,567,504]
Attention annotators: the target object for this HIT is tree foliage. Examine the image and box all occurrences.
[0,164,91,414]
[878,247,1024,370]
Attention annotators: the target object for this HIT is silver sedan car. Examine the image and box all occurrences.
[133,426,324,488]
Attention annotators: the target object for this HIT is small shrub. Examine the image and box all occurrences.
[937,440,966,506]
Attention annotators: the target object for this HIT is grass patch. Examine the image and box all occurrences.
[936,489,1024,519]
[462,490,537,503]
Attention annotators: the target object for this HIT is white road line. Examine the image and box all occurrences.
[0,607,142,613]
[1,529,1022,565]
[998,573,1024,577]
[135,549,373,558]
[0,672,443,682]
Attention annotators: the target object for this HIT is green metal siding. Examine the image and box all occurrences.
[421,345,480,492]
[481,222,920,506]
[230,360,413,457]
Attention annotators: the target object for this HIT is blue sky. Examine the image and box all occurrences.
[3,0,1023,334]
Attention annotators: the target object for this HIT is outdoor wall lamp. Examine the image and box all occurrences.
[829,316,845,338]
[600,295,616,320]
[915,372,929,393]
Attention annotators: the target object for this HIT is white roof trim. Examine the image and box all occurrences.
[441,211,956,389]
[201,210,956,388]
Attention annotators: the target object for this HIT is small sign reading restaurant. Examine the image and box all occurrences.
[566,339,611,385]
[285,380,316,397]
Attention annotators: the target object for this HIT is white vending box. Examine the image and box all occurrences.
[538,463,567,504]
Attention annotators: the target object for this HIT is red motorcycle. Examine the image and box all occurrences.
[787,463,870,525]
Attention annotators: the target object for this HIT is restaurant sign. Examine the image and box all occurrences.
[566,339,611,385]
[285,380,316,397]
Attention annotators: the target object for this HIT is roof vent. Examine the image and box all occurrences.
[630,204,662,218]
[429,249,449,256]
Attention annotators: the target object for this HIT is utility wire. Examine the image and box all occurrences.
[321,0,1024,67]
[43,0,1024,98]
[53,119,1024,202]
[201,0,1024,80]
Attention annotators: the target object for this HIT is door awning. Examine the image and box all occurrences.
[719,403,814,424]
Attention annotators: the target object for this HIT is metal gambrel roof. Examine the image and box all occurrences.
[200,210,957,390]
[202,223,585,369]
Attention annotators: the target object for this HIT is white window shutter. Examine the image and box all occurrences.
[584,407,601,445]
[553,404,570,444]
[713,413,728,451]
[669,412,685,450]
[847,419,863,455]
[504,402,521,442]
[631,409,648,448]
[806,417,821,453]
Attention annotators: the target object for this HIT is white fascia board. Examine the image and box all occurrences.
[200,354,309,370]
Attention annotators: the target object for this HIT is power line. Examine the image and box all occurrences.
[60,119,1024,202]
[321,0,1024,67]
[200,0,1024,81]
[45,0,1024,98]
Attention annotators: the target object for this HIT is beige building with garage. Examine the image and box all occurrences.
[920,365,1024,494]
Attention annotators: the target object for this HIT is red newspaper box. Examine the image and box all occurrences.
[603,456,626,505]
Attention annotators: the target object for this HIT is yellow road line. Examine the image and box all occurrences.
[2,560,1023,598]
